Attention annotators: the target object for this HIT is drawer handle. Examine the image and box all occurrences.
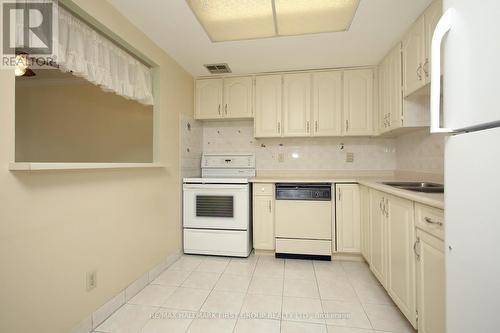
[424,217,443,226]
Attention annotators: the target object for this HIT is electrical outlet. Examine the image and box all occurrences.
[86,270,97,291]
[346,152,354,163]
[278,153,285,163]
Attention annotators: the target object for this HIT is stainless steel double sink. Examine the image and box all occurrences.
[381,181,444,193]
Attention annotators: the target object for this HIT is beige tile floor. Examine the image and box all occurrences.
[94,254,415,333]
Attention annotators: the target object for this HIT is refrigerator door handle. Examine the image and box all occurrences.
[431,8,455,134]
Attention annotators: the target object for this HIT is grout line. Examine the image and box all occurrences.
[313,259,328,329]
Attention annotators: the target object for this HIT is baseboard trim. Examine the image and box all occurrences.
[70,249,182,333]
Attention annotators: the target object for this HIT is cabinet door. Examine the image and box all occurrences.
[402,16,425,97]
[424,0,442,84]
[343,69,374,136]
[369,190,386,287]
[386,195,417,327]
[388,44,403,130]
[254,75,282,138]
[283,73,311,137]
[360,186,371,263]
[253,195,275,250]
[223,76,253,119]
[378,57,389,133]
[195,79,223,119]
[336,184,361,253]
[416,229,445,333]
[312,71,342,136]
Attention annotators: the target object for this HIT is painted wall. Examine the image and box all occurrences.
[15,70,154,163]
[202,120,397,172]
[0,1,193,333]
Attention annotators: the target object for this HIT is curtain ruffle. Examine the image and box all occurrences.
[57,6,154,106]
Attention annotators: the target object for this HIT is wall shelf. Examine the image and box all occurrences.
[9,162,166,171]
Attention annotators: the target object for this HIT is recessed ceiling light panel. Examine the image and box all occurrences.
[186,0,360,42]
[274,0,359,36]
[187,0,275,42]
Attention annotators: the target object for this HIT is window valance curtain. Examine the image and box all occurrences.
[57,6,154,105]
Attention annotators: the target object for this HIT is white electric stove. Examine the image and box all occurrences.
[183,153,255,257]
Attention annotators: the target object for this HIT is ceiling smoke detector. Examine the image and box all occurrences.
[204,63,232,74]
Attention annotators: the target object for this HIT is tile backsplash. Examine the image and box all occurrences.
[180,119,445,177]
[180,113,203,178]
[203,121,397,172]
[395,129,445,175]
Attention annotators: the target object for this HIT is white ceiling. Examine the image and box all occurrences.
[109,0,432,77]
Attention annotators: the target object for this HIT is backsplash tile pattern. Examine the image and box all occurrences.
[395,129,445,175]
[180,114,203,178]
[203,121,397,171]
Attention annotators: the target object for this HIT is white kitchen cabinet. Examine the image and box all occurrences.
[283,73,311,137]
[254,75,283,138]
[369,189,387,287]
[195,79,223,119]
[343,69,374,136]
[253,184,275,250]
[423,0,442,84]
[415,228,445,333]
[379,43,403,133]
[386,195,417,328]
[402,16,425,97]
[360,185,371,263]
[312,71,343,137]
[336,184,361,253]
[223,76,253,119]
[402,0,442,96]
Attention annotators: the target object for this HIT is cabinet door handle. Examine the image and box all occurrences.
[338,189,342,201]
[218,104,221,115]
[268,200,272,213]
[423,58,429,78]
[380,197,384,213]
[225,104,228,115]
[307,121,310,133]
[345,120,349,132]
[424,217,443,226]
[417,64,423,81]
[277,122,281,133]
[414,237,421,261]
[315,121,318,132]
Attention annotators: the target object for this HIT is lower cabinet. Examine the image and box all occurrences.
[386,195,417,327]
[253,184,275,250]
[335,184,361,253]
[360,186,371,262]
[369,189,387,287]
[416,228,446,333]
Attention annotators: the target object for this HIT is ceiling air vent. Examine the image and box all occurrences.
[204,63,232,74]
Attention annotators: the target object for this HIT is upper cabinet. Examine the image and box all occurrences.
[312,71,343,137]
[223,77,253,118]
[195,76,253,120]
[254,75,282,138]
[343,69,374,136]
[379,43,403,134]
[424,0,443,85]
[195,79,223,120]
[283,73,311,137]
[402,0,442,96]
[403,16,426,97]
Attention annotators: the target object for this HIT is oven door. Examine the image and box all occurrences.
[183,183,249,230]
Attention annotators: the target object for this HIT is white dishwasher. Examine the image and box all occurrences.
[275,183,333,260]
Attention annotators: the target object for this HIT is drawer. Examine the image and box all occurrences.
[415,203,444,240]
[254,183,274,196]
[276,238,332,256]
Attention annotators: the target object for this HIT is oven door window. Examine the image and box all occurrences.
[196,195,234,218]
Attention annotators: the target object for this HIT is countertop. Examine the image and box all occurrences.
[250,175,444,209]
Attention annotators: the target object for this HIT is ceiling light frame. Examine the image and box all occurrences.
[186,0,360,43]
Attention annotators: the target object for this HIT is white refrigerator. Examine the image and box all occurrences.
[431,0,500,332]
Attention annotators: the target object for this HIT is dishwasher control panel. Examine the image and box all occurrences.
[275,183,332,201]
